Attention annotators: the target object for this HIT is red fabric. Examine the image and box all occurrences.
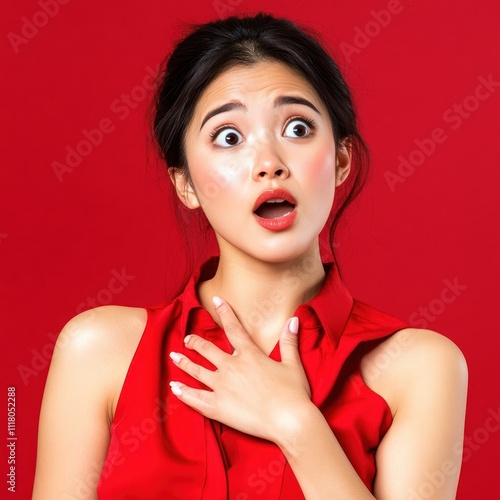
[97,256,410,499]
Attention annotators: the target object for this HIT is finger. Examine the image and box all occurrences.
[169,381,216,419]
[279,316,301,365]
[169,351,216,388]
[212,296,253,350]
[183,334,228,367]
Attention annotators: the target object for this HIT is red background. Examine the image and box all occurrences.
[1,0,499,497]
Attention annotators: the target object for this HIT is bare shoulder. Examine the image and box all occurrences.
[33,306,148,498]
[56,305,147,351]
[362,328,467,369]
[360,328,468,415]
[363,330,469,496]
[53,305,148,420]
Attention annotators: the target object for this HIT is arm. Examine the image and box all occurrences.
[372,329,468,499]
[32,305,146,499]
[277,403,376,499]
[275,329,468,500]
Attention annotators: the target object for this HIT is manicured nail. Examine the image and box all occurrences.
[169,351,182,363]
[183,335,191,344]
[289,317,299,334]
[169,381,183,397]
[212,296,223,308]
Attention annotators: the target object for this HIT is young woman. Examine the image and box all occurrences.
[33,12,468,500]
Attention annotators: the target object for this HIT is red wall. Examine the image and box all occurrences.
[2,0,498,497]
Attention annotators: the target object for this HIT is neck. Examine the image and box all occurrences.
[197,242,326,355]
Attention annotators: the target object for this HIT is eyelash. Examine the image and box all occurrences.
[208,116,317,148]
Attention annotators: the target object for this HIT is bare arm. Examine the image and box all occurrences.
[32,306,146,499]
[275,329,468,499]
[372,329,468,499]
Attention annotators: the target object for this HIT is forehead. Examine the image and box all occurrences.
[191,60,324,117]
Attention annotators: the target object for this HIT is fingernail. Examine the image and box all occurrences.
[183,335,191,344]
[169,381,183,397]
[169,351,182,363]
[289,317,299,334]
[212,296,223,308]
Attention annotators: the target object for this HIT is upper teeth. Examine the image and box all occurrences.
[265,199,285,203]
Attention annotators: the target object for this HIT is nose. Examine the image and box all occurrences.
[251,141,290,181]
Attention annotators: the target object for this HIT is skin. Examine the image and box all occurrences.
[174,60,350,353]
[33,61,468,499]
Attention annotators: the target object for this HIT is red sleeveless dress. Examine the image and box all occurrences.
[97,256,409,499]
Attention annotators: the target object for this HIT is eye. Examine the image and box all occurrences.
[283,117,316,138]
[210,127,243,148]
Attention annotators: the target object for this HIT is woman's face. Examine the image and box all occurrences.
[174,60,351,263]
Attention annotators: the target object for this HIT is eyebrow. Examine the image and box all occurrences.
[199,95,321,131]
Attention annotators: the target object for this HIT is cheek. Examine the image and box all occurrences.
[299,144,337,202]
[189,152,248,210]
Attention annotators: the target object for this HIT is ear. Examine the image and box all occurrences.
[168,167,200,209]
[335,139,352,187]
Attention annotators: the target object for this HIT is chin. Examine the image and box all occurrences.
[216,224,323,264]
[246,242,318,265]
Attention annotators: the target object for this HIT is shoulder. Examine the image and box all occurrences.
[54,305,148,366]
[362,328,467,370]
[56,305,147,350]
[367,330,468,496]
[361,328,468,415]
[52,305,148,420]
[33,306,148,498]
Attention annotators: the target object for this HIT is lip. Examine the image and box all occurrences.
[252,188,297,212]
[252,188,297,231]
[253,210,297,231]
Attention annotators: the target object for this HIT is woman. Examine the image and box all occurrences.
[33,12,468,499]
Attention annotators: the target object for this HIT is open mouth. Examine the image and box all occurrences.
[253,199,296,219]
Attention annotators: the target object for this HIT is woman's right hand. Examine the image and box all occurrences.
[168,296,313,446]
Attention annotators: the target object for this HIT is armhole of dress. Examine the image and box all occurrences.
[109,306,152,431]
[355,330,406,422]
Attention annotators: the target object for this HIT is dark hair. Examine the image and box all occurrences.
[150,12,369,436]
[151,11,369,278]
